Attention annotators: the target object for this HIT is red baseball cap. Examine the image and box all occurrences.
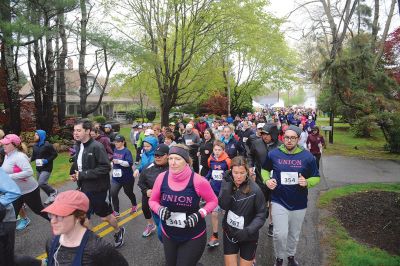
[42,190,89,216]
[0,134,21,146]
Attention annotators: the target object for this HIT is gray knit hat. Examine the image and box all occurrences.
[287,125,302,137]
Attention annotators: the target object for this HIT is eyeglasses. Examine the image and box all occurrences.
[49,214,69,222]
[284,136,298,141]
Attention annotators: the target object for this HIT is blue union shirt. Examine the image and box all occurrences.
[265,146,320,210]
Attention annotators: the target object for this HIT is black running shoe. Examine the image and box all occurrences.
[114,227,125,248]
[274,258,283,266]
[267,223,273,237]
[288,256,299,266]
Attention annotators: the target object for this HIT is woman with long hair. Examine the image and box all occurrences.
[219,156,267,266]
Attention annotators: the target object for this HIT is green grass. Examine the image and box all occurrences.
[319,183,400,266]
[317,118,400,160]
[47,126,137,186]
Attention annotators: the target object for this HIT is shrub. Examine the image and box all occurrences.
[146,110,156,122]
[349,116,378,138]
[93,115,106,124]
[125,110,137,123]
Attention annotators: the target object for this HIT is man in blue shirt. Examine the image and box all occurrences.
[263,125,320,266]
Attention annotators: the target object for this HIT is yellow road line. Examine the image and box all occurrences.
[36,205,144,260]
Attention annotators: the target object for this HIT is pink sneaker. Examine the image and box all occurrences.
[131,205,138,213]
[113,211,120,218]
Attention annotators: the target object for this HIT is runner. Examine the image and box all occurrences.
[182,124,201,173]
[110,135,137,217]
[149,144,218,266]
[221,126,241,159]
[164,132,177,147]
[138,143,169,238]
[90,128,113,161]
[0,168,21,266]
[205,140,231,248]
[70,119,125,248]
[247,123,280,237]
[133,136,158,178]
[219,156,267,266]
[306,126,325,169]
[31,129,58,205]
[43,190,128,266]
[1,134,50,231]
[263,125,320,266]
[198,128,214,177]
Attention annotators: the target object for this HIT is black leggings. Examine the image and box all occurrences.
[0,222,16,266]
[12,187,49,221]
[141,193,152,219]
[313,153,321,169]
[162,232,206,266]
[110,180,137,213]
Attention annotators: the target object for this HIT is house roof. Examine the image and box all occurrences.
[19,69,132,104]
[19,69,112,96]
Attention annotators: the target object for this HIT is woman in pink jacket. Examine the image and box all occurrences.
[149,144,218,266]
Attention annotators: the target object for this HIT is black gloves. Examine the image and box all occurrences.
[158,206,171,221]
[185,212,200,228]
[233,228,249,242]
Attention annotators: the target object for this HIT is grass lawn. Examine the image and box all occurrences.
[317,118,400,160]
[319,183,400,266]
[47,126,137,186]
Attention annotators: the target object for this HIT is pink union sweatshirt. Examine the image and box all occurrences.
[149,165,218,217]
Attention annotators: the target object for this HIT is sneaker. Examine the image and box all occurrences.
[44,190,58,205]
[113,211,120,218]
[131,205,138,213]
[114,227,125,248]
[142,223,156,237]
[16,217,31,230]
[274,258,283,266]
[207,236,219,247]
[267,223,273,237]
[288,256,299,266]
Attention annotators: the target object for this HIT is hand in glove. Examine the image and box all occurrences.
[185,212,200,228]
[233,228,249,242]
[158,206,171,221]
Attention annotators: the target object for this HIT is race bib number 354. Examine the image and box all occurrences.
[281,172,299,185]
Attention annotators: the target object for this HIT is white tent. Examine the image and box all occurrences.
[252,100,264,109]
[271,100,285,108]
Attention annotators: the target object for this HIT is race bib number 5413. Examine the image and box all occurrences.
[281,172,299,185]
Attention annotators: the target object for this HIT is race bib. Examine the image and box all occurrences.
[35,159,43,167]
[212,170,224,181]
[185,139,193,146]
[227,210,244,230]
[281,172,299,185]
[113,169,122,178]
[166,212,186,228]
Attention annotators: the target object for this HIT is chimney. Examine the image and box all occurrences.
[67,58,73,70]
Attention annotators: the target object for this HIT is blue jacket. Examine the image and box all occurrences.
[0,168,21,223]
[220,134,241,159]
[138,136,158,172]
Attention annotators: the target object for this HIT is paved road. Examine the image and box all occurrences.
[15,155,400,266]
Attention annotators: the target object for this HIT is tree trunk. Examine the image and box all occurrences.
[44,15,55,133]
[79,0,88,118]
[57,12,67,125]
[160,100,171,127]
[0,0,21,134]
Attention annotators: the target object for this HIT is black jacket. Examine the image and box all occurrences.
[219,172,267,242]
[199,138,214,168]
[70,139,111,192]
[238,128,254,157]
[138,162,168,195]
[31,141,58,172]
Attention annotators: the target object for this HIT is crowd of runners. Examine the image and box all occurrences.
[0,107,324,266]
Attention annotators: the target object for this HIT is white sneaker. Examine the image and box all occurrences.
[44,190,57,205]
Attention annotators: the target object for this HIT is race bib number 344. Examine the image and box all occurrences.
[166,212,187,228]
[281,172,299,185]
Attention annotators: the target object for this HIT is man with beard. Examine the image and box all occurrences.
[264,125,320,266]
